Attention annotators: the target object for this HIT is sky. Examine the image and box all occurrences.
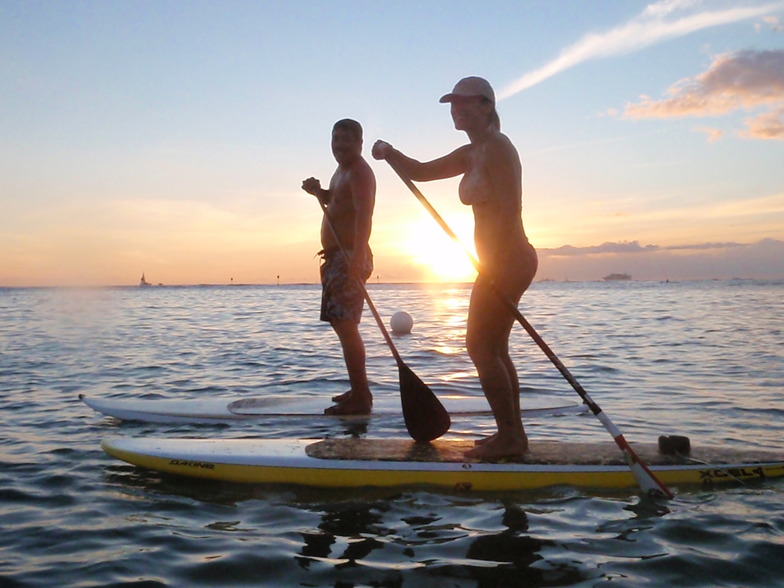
[2,0,784,286]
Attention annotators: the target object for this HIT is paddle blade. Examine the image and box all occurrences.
[620,439,674,499]
[398,364,451,442]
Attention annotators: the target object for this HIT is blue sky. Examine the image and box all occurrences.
[2,0,783,285]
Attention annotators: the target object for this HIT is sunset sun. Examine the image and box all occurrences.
[402,216,477,282]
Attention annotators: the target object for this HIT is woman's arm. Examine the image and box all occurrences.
[372,140,470,182]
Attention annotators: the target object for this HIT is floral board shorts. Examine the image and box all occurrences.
[319,247,373,323]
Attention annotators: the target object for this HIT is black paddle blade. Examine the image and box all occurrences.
[398,363,451,443]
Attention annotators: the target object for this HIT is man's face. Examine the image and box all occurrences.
[331,128,362,164]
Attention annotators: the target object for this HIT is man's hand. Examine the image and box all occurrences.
[301,177,321,196]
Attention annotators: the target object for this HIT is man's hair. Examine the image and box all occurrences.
[333,118,363,141]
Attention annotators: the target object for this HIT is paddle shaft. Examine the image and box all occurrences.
[387,159,673,498]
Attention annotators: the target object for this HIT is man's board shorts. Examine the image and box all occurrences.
[319,247,373,323]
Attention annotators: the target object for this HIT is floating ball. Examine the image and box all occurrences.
[390,311,413,335]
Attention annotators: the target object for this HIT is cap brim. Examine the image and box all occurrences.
[439,92,489,103]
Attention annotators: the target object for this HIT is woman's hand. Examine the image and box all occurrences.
[371,140,393,161]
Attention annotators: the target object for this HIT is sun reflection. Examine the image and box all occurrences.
[433,345,462,355]
[441,370,478,382]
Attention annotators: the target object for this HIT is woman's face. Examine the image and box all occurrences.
[450,95,491,132]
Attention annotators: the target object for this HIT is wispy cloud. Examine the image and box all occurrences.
[499,0,784,99]
[695,127,725,142]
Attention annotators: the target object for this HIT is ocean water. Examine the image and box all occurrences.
[1,280,782,587]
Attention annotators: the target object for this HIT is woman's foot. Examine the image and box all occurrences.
[474,433,498,446]
[464,433,528,460]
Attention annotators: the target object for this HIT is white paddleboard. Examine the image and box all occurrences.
[80,393,586,424]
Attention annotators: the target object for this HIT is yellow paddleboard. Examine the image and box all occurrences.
[101,437,784,492]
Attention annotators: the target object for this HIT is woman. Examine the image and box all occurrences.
[372,76,538,459]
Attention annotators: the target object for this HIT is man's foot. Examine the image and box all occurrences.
[331,390,352,403]
[464,434,528,461]
[324,397,372,416]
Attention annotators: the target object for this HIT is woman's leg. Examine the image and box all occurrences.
[474,335,520,446]
[463,278,527,459]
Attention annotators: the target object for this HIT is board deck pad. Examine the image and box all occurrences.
[304,438,776,466]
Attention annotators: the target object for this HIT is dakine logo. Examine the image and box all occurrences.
[169,459,215,470]
[699,466,764,481]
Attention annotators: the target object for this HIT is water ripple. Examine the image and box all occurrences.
[0,282,782,586]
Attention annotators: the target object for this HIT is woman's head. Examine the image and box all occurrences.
[440,77,500,131]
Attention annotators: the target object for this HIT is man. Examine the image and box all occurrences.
[301,119,376,415]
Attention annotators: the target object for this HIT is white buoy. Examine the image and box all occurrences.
[390,311,413,335]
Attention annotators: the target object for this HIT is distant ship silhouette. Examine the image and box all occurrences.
[603,273,631,281]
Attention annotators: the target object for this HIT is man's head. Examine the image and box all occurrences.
[333,119,363,141]
[331,119,363,164]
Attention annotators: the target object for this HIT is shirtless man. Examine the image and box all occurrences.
[302,119,376,415]
[372,77,538,459]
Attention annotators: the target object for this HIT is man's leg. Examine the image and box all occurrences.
[326,319,372,415]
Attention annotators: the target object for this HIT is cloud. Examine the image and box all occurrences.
[757,15,784,31]
[540,240,757,258]
[624,50,784,116]
[545,241,659,257]
[535,239,784,281]
[695,127,724,141]
[624,49,784,139]
[499,0,784,99]
[741,104,784,139]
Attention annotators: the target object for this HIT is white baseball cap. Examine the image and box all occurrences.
[439,76,495,103]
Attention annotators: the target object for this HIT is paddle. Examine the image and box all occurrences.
[313,196,451,443]
[386,159,673,498]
